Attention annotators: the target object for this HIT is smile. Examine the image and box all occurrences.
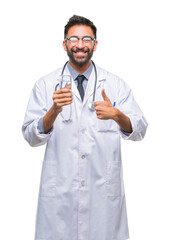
[74,51,87,55]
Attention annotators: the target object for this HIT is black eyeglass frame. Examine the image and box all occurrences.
[65,36,96,43]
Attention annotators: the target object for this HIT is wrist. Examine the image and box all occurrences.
[112,108,132,133]
[111,107,120,122]
[53,104,62,115]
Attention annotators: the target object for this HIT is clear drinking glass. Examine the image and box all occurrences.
[59,75,72,122]
[59,75,72,89]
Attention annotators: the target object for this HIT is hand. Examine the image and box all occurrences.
[94,89,118,120]
[52,87,73,113]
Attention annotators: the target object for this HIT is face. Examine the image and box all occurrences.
[63,25,98,67]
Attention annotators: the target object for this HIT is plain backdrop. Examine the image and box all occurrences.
[0,0,170,239]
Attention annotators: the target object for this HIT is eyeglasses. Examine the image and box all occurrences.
[65,36,95,44]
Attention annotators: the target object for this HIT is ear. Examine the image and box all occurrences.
[63,40,67,52]
[93,40,98,52]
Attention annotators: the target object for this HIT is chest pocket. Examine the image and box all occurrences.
[96,118,118,132]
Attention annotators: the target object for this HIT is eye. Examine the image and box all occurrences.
[69,36,78,42]
[82,36,92,42]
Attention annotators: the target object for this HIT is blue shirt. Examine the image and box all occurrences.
[67,61,93,91]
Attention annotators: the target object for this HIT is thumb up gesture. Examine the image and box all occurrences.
[94,89,118,120]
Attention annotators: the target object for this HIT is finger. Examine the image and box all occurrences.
[54,97,72,103]
[62,101,73,106]
[95,106,100,111]
[102,89,109,101]
[94,101,105,107]
[54,88,71,94]
[54,99,73,107]
[53,92,73,102]
[96,112,104,119]
[53,93,73,103]
[95,109,103,116]
[95,105,105,111]
[53,92,72,99]
[56,101,73,107]
[97,115,103,119]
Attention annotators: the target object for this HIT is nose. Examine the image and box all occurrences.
[76,39,85,48]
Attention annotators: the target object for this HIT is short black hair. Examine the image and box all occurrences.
[64,15,97,39]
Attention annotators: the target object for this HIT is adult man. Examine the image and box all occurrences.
[22,15,148,240]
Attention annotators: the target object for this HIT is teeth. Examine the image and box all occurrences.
[75,52,86,55]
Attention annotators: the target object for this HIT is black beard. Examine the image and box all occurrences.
[66,46,94,67]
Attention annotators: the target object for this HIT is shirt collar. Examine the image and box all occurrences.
[67,61,93,80]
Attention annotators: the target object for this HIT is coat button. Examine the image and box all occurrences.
[81,180,85,187]
[81,129,85,134]
[81,155,85,159]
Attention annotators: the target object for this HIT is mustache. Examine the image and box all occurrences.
[71,47,89,53]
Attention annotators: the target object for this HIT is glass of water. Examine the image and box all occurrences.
[58,75,72,122]
[59,75,72,89]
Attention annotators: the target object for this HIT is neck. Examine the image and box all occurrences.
[69,60,91,74]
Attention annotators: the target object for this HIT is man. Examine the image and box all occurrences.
[22,15,148,240]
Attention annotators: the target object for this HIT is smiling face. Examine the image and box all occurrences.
[63,25,98,72]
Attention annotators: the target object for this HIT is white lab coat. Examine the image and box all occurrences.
[22,64,148,240]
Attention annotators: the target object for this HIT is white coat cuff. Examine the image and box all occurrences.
[38,117,53,134]
[119,115,148,141]
[119,116,136,140]
[32,119,53,146]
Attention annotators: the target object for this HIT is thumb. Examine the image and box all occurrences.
[102,89,109,101]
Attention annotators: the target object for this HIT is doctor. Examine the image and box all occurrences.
[22,15,148,240]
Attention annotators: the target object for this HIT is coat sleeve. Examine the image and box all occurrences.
[117,78,148,141]
[22,78,53,147]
